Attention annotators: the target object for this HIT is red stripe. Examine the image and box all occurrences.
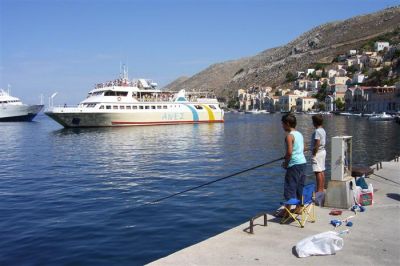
[111,120,224,125]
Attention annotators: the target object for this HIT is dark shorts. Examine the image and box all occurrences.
[284,163,306,200]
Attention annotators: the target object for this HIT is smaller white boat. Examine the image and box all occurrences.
[306,111,319,115]
[245,109,261,114]
[362,113,375,117]
[339,112,352,116]
[0,89,44,122]
[368,112,394,121]
[258,110,270,114]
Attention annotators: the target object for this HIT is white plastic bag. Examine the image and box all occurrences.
[295,231,344,258]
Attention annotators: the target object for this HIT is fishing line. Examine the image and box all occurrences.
[148,156,285,204]
[371,173,400,186]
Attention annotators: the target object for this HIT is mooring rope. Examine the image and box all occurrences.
[149,156,285,204]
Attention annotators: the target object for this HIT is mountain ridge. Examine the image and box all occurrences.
[164,6,400,98]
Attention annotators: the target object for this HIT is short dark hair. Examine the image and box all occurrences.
[281,114,297,128]
[312,114,323,126]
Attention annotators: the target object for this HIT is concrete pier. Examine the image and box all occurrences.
[149,159,400,265]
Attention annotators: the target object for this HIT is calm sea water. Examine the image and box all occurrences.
[1,113,399,265]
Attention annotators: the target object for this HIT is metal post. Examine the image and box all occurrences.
[380,162,383,169]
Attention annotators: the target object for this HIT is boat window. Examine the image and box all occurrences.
[208,105,216,109]
[163,105,167,109]
[104,91,116,96]
[145,106,150,109]
[126,105,131,110]
[151,106,156,109]
[157,105,162,109]
[113,105,118,110]
[139,106,144,109]
[194,105,203,110]
[120,106,125,110]
[106,105,111,109]
[99,105,104,109]
[132,105,138,109]
[116,91,128,96]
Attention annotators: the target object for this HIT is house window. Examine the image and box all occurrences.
[208,105,216,109]
[126,105,131,110]
[157,105,162,109]
[194,105,203,110]
[139,106,144,109]
[163,105,168,109]
[145,106,150,109]
[132,105,138,109]
[113,106,118,110]
[106,105,111,109]
[151,106,156,109]
[99,105,104,109]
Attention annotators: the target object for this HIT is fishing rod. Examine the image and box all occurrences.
[149,156,285,204]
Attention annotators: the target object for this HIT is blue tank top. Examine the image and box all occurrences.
[288,130,306,168]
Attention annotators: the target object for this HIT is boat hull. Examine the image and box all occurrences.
[0,104,44,122]
[45,105,224,127]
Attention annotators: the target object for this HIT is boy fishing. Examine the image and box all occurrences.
[276,114,307,217]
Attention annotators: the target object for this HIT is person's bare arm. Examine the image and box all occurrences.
[283,134,293,168]
[313,139,320,156]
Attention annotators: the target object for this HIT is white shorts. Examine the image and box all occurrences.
[312,150,326,172]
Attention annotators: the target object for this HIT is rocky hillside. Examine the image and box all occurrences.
[164,6,400,98]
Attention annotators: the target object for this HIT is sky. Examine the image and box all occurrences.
[0,0,398,105]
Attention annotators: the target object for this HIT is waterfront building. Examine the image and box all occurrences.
[296,97,318,112]
[344,88,356,111]
[364,86,399,113]
[344,85,399,113]
[279,94,300,112]
[326,91,346,112]
[265,96,280,112]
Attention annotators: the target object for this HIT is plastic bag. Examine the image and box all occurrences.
[295,231,344,258]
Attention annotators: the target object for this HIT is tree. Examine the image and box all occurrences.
[335,98,345,111]
[285,72,297,82]
[317,102,326,111]
[227,98,239,109]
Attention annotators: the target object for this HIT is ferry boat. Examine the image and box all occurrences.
[45,69,224,127]
[0,89,44,122]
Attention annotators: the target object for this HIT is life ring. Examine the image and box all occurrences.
[117,97,121,101]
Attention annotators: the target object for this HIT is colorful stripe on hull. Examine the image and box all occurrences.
[111,120,224,126]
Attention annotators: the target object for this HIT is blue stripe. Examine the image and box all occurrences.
[184,105,199,121]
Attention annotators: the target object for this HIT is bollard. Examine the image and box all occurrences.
[380,162,383,169]
[376,163,380,170]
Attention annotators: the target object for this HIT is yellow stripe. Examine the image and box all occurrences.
[200,104,215,121]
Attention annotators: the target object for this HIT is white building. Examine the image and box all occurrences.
[328,69,337,78]
[352,73,366,84]
[374,42,390,52]
[349,50,357,56]
[296,97,318,112]
[279,94,300,112]
[307,68,315,76]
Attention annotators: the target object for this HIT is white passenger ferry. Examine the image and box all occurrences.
[0,89,44,122]
[45,69,224,127]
